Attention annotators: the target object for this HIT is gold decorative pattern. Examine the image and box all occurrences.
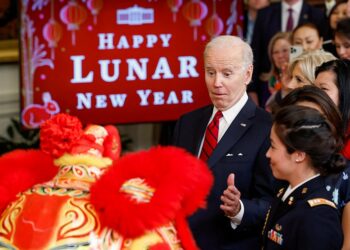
[120,178,155,204]
[56,198,100,243]
[0,195,26,240]
[96,222,183,249]
[28,186,88,198]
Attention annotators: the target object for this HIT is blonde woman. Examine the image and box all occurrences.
[285,50,336,92]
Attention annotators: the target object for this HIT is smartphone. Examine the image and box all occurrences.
[289,45,304,63]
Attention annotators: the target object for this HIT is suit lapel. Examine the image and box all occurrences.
[275,3,282,31]
[207,99,256,167]
[298,2,310,24]
[262,192,284,244]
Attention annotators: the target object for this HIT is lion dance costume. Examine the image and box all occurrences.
[0,114,213,249]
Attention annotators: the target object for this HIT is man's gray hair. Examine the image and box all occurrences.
[204,35,253,71]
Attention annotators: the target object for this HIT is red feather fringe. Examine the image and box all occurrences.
[0,149,58,213]
[103,125,121,161]
[40,114,83,158]
[90,146,213,248]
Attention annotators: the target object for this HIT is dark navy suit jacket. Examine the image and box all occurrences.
[262,176,342,250]
[173,98,275,250]
[249,1,326,106]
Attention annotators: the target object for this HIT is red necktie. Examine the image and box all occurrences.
[286,8,294,31]
[200,111,223,161]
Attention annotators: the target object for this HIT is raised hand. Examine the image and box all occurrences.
[220,173,241,218]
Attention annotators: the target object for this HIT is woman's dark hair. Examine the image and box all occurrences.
[274,105,345,175]
[315,59,350,139]
[281,85,343,139]
[329,0,348,24]
[335,17,350,40]
[292,22,322,41]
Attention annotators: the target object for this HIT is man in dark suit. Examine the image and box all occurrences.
[243,0,270,45]
[173,36,275,250]
[249,0,327,107]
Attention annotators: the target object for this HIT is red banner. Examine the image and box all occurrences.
[20,0,243,128]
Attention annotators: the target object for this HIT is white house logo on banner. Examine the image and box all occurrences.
[117,5,154,25]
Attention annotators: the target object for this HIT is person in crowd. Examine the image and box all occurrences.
[262,105,344,250]
[286,50,336,90]
[315,59,350,158]
[280,85,342,137]
[347,0,350,16]
[324,0,348,55]
[331,1,349,28]
[334,17,350,59]
[243,0,270,44]
[265,50,335,113]
[314,59,350,250]
[263,32,292,113]
[173,35,275,250]
[249,0,326,107]
[291,22,323,51]
[265,32,291,94]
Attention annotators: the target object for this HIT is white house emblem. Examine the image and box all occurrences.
[117,5,154,25]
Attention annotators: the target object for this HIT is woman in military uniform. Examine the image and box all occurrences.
[262,105,345,250]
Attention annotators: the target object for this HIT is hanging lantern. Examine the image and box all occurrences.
[182,0,208,40]
[205,14,224,38]
[167,0,183,23]
[43,19,63,60]
[87,0,103,25]
[60,0,87,46]
[205,0,223,39]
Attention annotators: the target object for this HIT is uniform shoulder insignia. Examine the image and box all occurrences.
[277,188,284,198]
[307,198,336,209]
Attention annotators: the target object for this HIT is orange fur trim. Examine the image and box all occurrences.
[0,150,58,213]
[90,146,213,239]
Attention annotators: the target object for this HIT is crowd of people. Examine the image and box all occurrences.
[172,0,350,249]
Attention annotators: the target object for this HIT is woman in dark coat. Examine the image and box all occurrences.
[262,105,344,250]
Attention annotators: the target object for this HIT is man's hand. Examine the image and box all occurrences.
[220,173,241,218]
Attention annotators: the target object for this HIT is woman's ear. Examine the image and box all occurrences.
[294,151,306,163]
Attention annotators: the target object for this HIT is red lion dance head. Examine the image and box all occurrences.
[0,114,212,249]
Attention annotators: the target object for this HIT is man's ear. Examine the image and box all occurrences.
[244,64,253,85]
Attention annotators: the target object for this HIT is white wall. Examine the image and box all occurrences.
[0,63,157,152]
[0,64,20,135]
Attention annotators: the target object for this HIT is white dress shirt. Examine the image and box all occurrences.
[281,0,303,32]
[198,92,248,156]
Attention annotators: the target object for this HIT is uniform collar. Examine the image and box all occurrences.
[282,173,320,201]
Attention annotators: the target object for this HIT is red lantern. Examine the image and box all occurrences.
[182,0,208,40]
[87,0,103,25]
[205,13,224,38]
[43,19,63,60]
[60,0,87,45]
[167,0,183,22]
